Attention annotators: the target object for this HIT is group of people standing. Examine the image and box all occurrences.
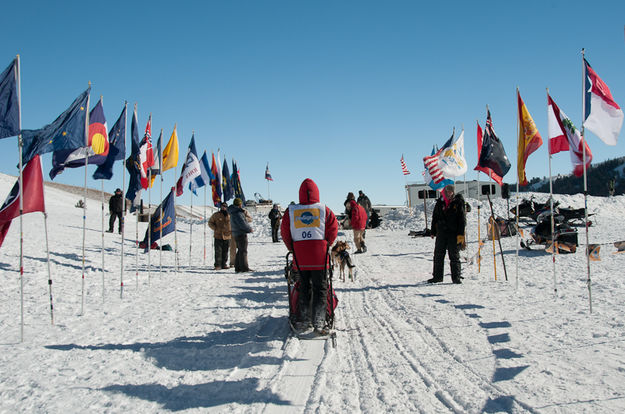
[207,198,254,273]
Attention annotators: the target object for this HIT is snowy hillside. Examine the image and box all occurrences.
[1,172,625,413]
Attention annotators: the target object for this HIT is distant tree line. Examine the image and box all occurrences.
[517,156,625,196]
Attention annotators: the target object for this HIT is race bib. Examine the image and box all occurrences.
[289,203,326,241]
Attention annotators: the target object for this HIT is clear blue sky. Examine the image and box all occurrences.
[2,0,624,212]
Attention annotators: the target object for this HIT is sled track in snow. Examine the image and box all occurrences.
[335,260,536,413]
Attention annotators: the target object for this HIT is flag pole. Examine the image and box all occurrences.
[120,101,127,299]
[159,128,163,277]
[580,48,593,313]
[133,104,139,290]
[42,196,54,326]
[190,192,193,267]
[99,96,105,305]
[80,83,91,316]
[203,184,207,266]
[174,164,179,274]
[148,168,152,286]
[546,88,558,298]
[476,121,482,274]
[15,55,28,339]
[101,180,105,303]
[515,87,520,290]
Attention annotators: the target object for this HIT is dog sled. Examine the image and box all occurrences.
[285,252,338,346]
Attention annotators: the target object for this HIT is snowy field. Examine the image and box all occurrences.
[1,172,625,413]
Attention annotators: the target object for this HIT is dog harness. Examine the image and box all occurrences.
[288,203,326,242]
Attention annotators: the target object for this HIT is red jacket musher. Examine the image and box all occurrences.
[281,178,338,271]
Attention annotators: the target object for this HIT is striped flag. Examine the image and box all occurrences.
[423,132,454,184]
[400,155,410,175]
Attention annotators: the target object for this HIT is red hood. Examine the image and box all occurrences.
[298,178,320,204]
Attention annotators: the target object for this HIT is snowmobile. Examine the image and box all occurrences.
[510,196,559,222]
[555,206,594,227]
[520,210,578,253]
[285,251,338,346]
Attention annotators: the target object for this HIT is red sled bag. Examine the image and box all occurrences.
[285,253,337,324]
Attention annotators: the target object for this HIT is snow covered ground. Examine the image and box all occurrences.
[1,172,625,413]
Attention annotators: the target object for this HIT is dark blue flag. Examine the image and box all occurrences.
[477,110,511,179]
[49,98,109,179]
[125,106,142,210]
[93,104,127,180]
[232,159,246,204]
[141,187,176,251]
[21,87,90,164]
[0,58,19,139]
[222,158,233,201]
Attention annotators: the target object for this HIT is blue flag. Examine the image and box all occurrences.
[195,150,212,196]
[49,98,109,179]
[0,58,19,139]
[21,87,90,164]
[232,159,246,204]
[93,104,127,180]
[125,106,142,210]
[222,158,233,201]
[142,188,176,251]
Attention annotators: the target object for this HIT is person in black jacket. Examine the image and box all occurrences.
[268,204,282,242]
[107,188,125,234]
[228,198,254,272]
[428,184,466,284]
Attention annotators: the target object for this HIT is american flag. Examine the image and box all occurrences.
[423,132,454,184]
[423,148,445,183]
[400,155,410,175]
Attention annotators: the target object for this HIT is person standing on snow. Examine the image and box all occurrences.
[345,199,367,253]
[428,184,466,284]
[228,198,254,272]
[208,202,231,270]
[281,178,338,333]
[107,188,125,234]
[268,204,282,243]
[357,190,372,228]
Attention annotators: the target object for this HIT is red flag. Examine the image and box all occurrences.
[474,121,503,185]
[0,155,46,247]
[139,116,154,189]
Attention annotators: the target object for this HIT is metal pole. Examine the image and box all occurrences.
[174,165,179,274]
[203,185,207,266]
[159,128,163,277]
[581,48,593,313]
[148,168,152,285]
[80,85,91,315]
[120,101,127,299]
[101,180,105,304]
[189,194,193,267]
[547,88,557,298]
[16,56,25,340]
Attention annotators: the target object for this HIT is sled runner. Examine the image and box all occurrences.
[285,252,338,347]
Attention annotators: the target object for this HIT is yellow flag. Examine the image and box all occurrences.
[517,90,543,186]
[162,124,179,172]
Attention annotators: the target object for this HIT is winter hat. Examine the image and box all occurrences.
[233,198,242,206]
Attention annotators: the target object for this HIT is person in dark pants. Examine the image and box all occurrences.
[208,202,231,270]
[268,204,282,242]
[281,178,338,333]
[107,188,125,234]
[228,198,253,272]
[428,184,466,284]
